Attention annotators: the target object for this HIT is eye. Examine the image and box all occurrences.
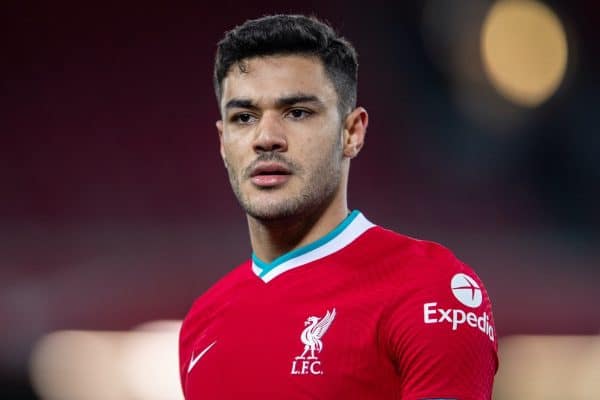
[231,112,257,125]
[287,108,313,120]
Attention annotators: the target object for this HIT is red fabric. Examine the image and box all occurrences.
[179,225,498,399]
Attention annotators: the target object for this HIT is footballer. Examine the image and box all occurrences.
[179,14,498,399]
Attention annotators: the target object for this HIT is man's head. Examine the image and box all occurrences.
[214,15,367,222]
[214,14,358,117]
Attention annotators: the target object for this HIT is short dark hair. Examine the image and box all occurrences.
[214,14,358,115]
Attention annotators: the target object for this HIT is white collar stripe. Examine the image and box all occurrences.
[254,212,375,283]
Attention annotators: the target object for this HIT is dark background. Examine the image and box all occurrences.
[2,1,599,398]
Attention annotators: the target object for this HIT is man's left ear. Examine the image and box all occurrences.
[343,107,368,158]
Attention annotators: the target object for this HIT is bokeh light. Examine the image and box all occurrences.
[481,0,568,107]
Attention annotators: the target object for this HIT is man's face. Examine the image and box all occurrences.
[217,55,347,221]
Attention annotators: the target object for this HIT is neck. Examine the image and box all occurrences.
[247,193,349,263]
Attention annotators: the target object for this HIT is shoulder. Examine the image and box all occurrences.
[368,225,494,325]
[179,260,253,382]
[182,260,252,323]
[349,222,487,299]
[372,227,498,398]
[362,225,472,278]
[180,260,253,348]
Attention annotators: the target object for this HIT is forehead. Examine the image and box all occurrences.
[220,55,337,107]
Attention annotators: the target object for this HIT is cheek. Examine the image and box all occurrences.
[221,148,240,176]
[221,138,254,177]
[221,136,243,162]
[303,141,340,171]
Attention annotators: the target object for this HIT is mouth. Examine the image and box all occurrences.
[249,162,292,187]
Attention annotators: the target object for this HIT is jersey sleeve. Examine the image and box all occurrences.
[382,245,498,400]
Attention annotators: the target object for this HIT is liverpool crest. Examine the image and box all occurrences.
[290,308,336,375]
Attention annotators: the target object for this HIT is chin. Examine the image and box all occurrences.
[245,204,299,221]
[242,195,306,221]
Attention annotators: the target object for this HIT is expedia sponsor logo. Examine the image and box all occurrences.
[424,302,495,342]
[450,273,482,308]
[423,273,495,342]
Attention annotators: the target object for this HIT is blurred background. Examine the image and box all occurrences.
[2,0,599,399]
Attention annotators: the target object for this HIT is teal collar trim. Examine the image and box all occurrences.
[251,210,374,282]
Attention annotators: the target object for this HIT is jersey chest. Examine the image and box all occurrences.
[184,266,400,399]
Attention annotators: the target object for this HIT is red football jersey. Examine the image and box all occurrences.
[179,211,498,399]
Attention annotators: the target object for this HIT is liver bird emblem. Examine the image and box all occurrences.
[295,308,336,360]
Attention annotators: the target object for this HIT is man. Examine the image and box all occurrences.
[179,14,498,399]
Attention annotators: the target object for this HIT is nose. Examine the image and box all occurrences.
[253,112,287,153]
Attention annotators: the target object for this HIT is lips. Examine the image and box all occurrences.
[250,162,291,177]
[249,162,292,187]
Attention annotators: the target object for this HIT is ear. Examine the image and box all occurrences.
[216,120,226,163]
[342,107,368,159]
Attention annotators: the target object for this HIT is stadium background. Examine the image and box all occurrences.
[2,1,599,398]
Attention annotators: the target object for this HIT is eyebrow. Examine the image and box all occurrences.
[224,98,257,110]
[275,94,324,108]
[224,94,325,111]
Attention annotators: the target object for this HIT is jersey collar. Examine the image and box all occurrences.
[251,210,375,283]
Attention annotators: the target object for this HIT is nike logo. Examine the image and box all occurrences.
[187,340,217,373]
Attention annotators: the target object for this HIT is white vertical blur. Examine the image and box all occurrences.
[120,321,183,400]
[29,331,129,400]
[29,321,183,400]
[494,335,600,399]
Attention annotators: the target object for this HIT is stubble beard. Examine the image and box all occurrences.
[225,140,344,222]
